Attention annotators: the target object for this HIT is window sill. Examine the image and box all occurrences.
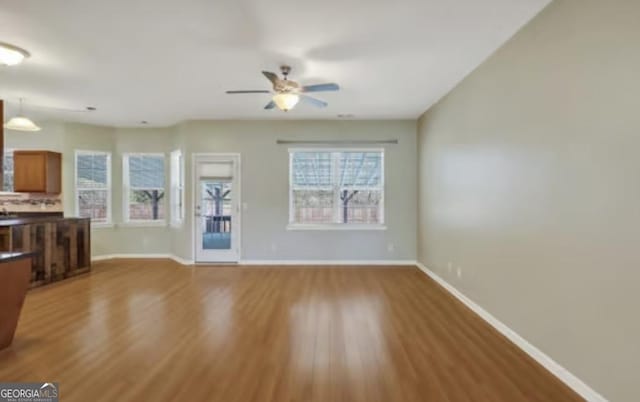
[91,223,114,229]
[119,221,168,228]
[287,224,387,231]
[169,221,184,229]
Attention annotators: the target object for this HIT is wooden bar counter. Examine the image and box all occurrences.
[0,252,34,349]
[0,216,90,288]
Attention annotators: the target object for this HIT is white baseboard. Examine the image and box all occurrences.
[170,255,195,265]
[91,254,117,262]
[414,262,606,402]
[239,259,416,266]
[93,253,171,260]
[92,254,194,264]
[92,255,413,267]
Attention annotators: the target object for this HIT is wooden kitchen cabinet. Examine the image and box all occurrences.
[13,151,62,194]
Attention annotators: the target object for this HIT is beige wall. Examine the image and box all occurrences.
[6,120,417,261]
[171,120,417,261]
[417,0,640,400]
[5,122,175,256]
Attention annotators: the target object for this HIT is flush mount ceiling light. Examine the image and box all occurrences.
[0,42,30,66]
[4,99,41,132]
[272,93,300,112]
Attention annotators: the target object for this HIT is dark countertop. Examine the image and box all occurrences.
[0,251,38,263]
[0,216,90,227]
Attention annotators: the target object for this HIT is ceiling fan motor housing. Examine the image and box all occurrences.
[280,65,292,77]
[275,79,300,93]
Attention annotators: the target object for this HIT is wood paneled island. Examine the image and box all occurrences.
[0,216,90,288]
[0,252,34,350]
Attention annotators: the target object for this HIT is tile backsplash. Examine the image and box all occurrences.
[0,192,63,213]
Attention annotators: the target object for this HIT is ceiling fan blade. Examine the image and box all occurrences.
[300,94,328,108]
[264,100,276,110]
[226,90,271,94]
[302,83,340,93]
[262,71,279,84]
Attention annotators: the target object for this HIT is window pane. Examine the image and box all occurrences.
[78,189,108,222]
[338,189,382,224]
[292,189,334,224]
[289,150,384,225]
[77,153,108,188]
[339,152,382,187]
[291,152,332,188]
[3,173,13,192]
[129,189,165,220]
[2,153,12,173]
[202,182,232,216]
[3,152,13,192]
[129,155,165,188]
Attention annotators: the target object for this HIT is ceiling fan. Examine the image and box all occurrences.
[226,65,339,112]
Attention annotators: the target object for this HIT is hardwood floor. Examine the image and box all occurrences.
[0,259,581,401]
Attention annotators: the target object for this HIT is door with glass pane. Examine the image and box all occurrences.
[194,155,240,262]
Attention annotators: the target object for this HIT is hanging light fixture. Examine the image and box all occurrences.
[272,93,299,112]
[4,99,41,132]
[0,42,30,66]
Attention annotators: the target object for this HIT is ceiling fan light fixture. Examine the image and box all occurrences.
[273,93,299,112]
[0,42,30,66]
[4,116,41,132]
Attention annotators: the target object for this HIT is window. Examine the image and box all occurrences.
[170,150,185,226]
[289,149,384,228]
[75,151,111,224]
[123,154,166,222]
[2,150,14,192]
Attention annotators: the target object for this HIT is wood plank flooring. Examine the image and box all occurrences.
[0,259,582,401]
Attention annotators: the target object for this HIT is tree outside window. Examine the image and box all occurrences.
[125,154,165,221]
[289,150,384,227]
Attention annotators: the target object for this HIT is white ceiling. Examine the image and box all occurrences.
[0,0,549,127]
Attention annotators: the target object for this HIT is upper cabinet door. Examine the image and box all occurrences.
[13,151,62,194]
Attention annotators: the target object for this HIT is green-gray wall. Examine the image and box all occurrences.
[6,120,417,261]
[417,0,639,400]
[172,120,417,261]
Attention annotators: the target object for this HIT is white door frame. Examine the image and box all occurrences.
[192,153,241,263]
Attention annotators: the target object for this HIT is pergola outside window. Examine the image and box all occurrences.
[289,149,385,229]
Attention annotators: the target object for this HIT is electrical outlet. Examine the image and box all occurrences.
[456,267,462,279]
[387,243,395,253]
[271,243,277,252]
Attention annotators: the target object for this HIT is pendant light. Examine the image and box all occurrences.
[4,99,41,132]
[0,42,30,66]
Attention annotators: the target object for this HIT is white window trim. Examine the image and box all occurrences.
[74,150,112,227]
[286,223,387,231]
[117,220,168,228]
[122,152,167,226]
[170,150,185,228]
[287,148,386,230]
